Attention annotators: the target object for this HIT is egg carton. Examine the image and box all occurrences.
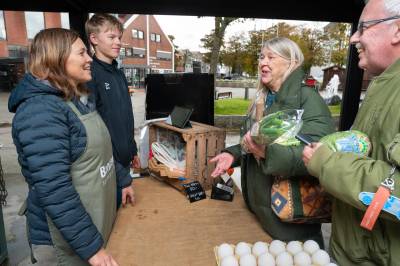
[214,240,337,266]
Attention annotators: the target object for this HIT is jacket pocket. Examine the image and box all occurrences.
[386,133,400,167]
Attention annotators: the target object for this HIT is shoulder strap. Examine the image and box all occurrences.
[66,101,82,116]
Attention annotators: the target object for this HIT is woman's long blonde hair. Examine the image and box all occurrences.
[28,28,87,100]
[257,37,304,91]
[249,37,304,119]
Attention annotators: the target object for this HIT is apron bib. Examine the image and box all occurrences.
[47,101,116,265]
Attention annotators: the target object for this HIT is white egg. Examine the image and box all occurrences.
[303,240,320,255]
[239,254,257,266]
[221,255,239,266]
[286,241,302,256]
[311,249,330,265]
[235,242,251,257]
[258,252,276,266]
[324,263,338,266]
[252,241,269,257]
[218,243,234,259]
[275,251,293,266]
[293,251,312,266]
[269,240,286,257]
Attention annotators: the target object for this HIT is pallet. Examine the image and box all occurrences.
[148,121,226,190]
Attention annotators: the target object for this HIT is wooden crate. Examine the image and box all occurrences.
[148,121,226,190]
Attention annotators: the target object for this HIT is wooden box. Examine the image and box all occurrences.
[148,121,226,190]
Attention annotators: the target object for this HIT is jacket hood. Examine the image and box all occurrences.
[8,73,63,113]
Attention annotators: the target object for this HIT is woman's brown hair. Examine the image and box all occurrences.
[28,28,87,100]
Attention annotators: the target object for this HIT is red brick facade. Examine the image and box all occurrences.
[121,15,174,72]
[44,12,62,29]
[1,13,173,72]
[0,11,62,57]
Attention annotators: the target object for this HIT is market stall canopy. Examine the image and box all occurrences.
[0,0,366,130]
[1,0,364,22]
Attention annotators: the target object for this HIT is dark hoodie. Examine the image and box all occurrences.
[9,73,104,261]
[87,56,137,172]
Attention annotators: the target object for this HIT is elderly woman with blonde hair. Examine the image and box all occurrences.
[211,37,334,245]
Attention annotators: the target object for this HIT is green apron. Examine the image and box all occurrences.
[46,101,117,265]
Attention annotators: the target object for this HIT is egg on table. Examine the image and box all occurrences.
[252,241,269,257]
[235,242,252,257]
[269,240,286,257]
[218,243,234,259]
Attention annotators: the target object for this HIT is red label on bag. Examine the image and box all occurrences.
[360,186,390,230]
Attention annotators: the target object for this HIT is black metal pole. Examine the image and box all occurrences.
[69,12,89,48]
[339,22,364,131]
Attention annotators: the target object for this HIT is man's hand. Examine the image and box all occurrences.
[121,184,135,207]
[302,142,323,166]
[88,248,118,266]
[132,155,141,169]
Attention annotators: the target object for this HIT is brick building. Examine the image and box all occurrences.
[0,11,67,58]
[120,15,174,88]
[0,11,67,90]
[0,12,174,89]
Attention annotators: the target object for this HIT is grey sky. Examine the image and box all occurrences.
[155,15,329,52]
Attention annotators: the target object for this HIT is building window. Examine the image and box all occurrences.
[120,47,126,58]
[132,29,144,39]
[25,12,45,39]
[126,47,132,57]
[151,33,161,42]
[60,13,70,29]
[132,48,146,58]
[8,45,28,58]
[156,51,172,61]
[124,47,146,58]
[0,11,6,40]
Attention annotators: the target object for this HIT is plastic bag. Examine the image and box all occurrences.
[247,109,304,150]
[320,130,371,156]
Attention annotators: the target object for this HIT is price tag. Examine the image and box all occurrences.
[182,181,206,203]
[360,165,396,230]
[360,186,391,230]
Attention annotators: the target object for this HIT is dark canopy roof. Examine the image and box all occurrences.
[1,0,366,130]
[2,0,364,23]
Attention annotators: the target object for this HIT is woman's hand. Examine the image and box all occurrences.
[242,132,266,160]
[88,248,118,266]
[209,153,234,177]
[302,142,322,166]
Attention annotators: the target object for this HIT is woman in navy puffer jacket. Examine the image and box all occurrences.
[8,28,118,265]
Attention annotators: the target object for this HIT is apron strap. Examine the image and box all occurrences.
[66,101,82,116]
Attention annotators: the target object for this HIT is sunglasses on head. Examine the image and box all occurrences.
[357,15,400,35]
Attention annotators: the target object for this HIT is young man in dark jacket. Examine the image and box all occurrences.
[86,13,140,208]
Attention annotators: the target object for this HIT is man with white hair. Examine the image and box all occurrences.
[303,0,400,264]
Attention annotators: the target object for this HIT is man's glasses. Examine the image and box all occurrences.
[357,15,400,35]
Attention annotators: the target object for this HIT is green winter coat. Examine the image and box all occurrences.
[308,59,400,265]
[226,67,335,243]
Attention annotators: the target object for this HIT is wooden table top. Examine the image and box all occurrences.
[106,177,271,266]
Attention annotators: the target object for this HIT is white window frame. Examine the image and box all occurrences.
[0,11,6,40]
[25,11,45,39]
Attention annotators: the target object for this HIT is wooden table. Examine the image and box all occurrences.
[107,177,271,266]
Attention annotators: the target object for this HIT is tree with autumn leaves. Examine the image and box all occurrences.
[201,19,351,77]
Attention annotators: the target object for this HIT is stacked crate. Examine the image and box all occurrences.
[148,121,226,190]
